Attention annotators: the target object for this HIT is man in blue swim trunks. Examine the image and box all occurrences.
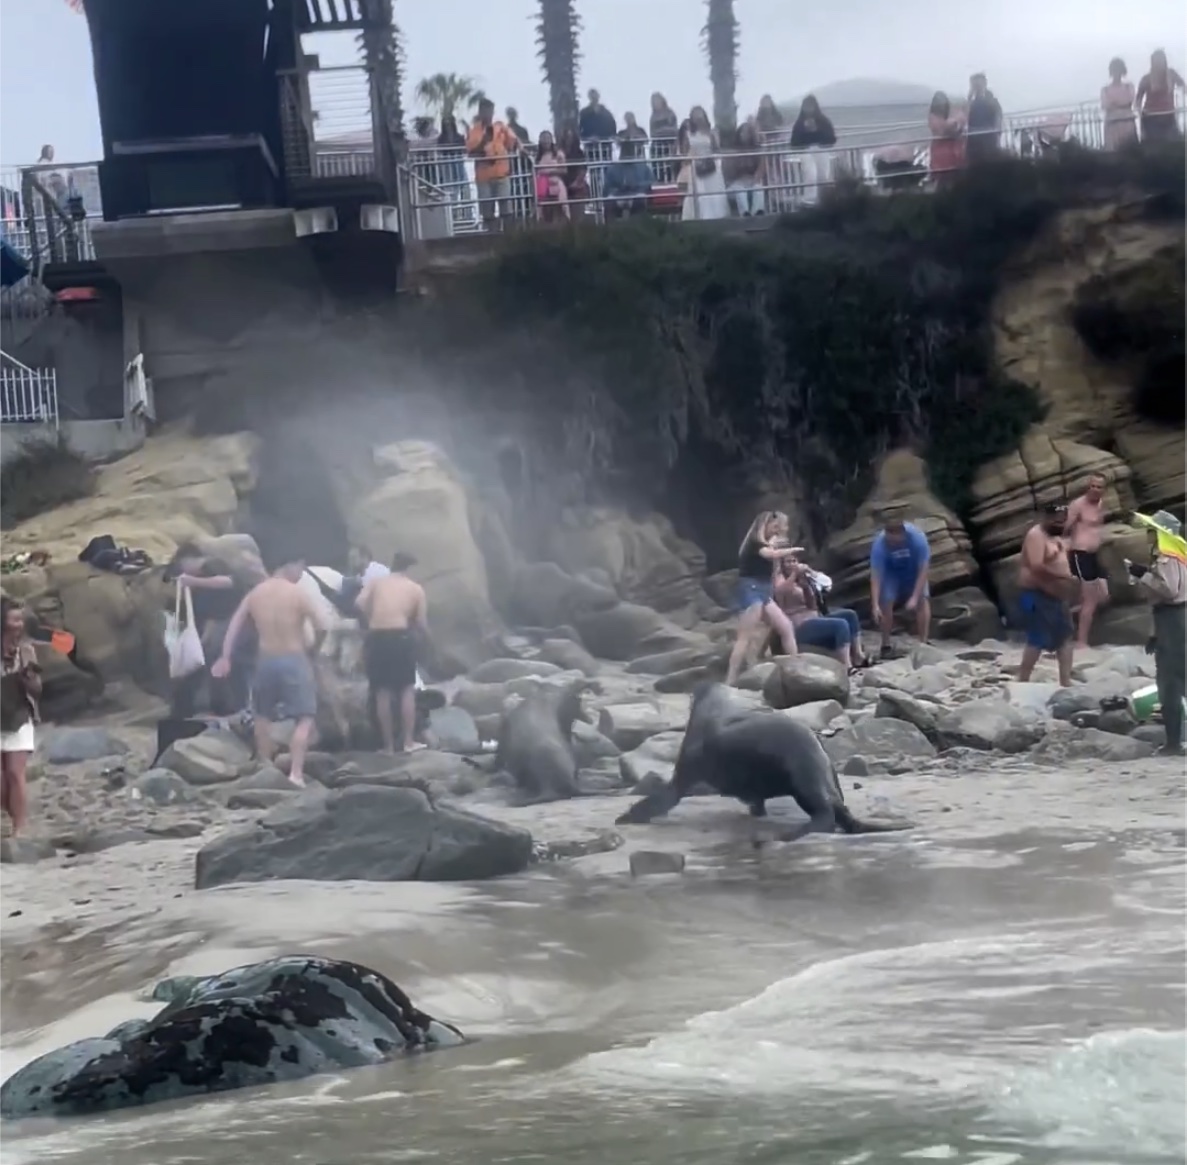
[1017,502,1074,687]
[869,511,932,657]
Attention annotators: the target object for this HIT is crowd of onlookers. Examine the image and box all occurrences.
[408,49,1184,228]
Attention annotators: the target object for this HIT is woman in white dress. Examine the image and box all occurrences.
[1,598,40,839]
[681,106,730,221]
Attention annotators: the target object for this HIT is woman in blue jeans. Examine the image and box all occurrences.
[773,553,873,672]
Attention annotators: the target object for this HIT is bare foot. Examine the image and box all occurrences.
[288,774,307,788]
[402,742,426,753]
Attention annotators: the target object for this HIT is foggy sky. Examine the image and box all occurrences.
[2,0,1184,165]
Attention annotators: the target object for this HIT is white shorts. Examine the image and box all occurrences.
[0,721,35,753]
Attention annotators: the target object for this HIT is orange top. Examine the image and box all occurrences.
[465,120,518,182]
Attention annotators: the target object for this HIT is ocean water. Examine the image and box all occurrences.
[0,821,1182,1165]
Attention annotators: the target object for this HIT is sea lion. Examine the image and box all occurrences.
[494,676,601,802]
[0,956,465,1119]
[615,681,911,840]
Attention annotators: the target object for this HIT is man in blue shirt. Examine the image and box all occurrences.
[869,513,932,656]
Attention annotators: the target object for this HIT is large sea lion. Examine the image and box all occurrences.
[0,956,465,1119]
[493,676,600,802]
[615,682,911,840]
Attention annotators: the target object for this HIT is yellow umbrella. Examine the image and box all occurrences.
[1133,512,1187,563]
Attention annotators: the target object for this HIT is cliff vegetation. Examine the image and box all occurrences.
[458,144,1185,544]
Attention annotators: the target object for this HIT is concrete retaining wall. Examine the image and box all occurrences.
[0,416,145,463]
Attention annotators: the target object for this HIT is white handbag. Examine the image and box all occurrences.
[165,582,206,679]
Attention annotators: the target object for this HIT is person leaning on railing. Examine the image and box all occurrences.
[723,118,767,216]
[1137,49,1185,143]
[648,92,680,184]
[927,91,966,185]
[1101,57,1138,150]
[533,130,571,221]
[966,73,1003,165]
[790,95,837,207]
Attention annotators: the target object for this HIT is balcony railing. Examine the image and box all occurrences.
[1,162,101,272]
[1,351,59,425]
[398,99,1187,240]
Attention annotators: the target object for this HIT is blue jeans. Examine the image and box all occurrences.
[794,608,861,652]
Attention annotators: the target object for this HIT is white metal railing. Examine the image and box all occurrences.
[399,98,1186,237]
[0,351,59,425]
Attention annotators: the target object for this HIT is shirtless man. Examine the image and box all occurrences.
[1017,502,1075,686]
[356,552,428,754]
[212,559,327,787]
[1064,472,1109,649]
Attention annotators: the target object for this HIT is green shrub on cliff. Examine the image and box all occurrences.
[466,144,1184,540]
[0,438,95,530]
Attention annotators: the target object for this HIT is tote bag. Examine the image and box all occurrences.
[165,582,206,680]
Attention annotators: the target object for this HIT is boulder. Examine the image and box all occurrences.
[547,507,707,625]
[936,698,1047,753]
[825,450,981,607]
[626,645,724,676]
[159,731,256,785]
[2,427,257,568]
[328,748,479,798]
[874,689,942,739]
[779,699,846,732]
[618,730,686,785]
[1003,681,1064,717]
[1032,725,1156,763]
[598,699,690,751]
[467,658,562,684]
[572,600,715,662]
[42,726,130,765]
[131,769,202,806]
[426,705,481,754]
[762,655,850,709]
[537,638,600,677]
[968,430,1138,618]
[347,441,504,675]
[930,587,1003,644]
[571,720,621,765]
[629,851,686,877]
[822,718,936,766]
[507,562,617,630]
[194,784,533,887]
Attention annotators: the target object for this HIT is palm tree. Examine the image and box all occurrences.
[702,0,740,134]
[358,0,406,148]
[415,73,485,124]
[536,0,581,135]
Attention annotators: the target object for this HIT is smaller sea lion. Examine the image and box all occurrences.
[616,681,911,841]
[494,676,601,802]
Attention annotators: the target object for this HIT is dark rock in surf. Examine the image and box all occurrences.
[0,956,466,1118]
[194,784,533,888]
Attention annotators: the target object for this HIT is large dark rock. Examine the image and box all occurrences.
[194,785,533,888]
[0,956,465,1118]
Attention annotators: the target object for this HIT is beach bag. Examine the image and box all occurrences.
[165,582,206,680]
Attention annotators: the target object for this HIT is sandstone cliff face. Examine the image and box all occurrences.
[833,205,1183,639]
[993,205,1184,514]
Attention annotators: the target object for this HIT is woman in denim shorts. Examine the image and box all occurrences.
[726,510,802,685]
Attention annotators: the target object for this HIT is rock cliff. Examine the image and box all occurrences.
[1,149,1182,704]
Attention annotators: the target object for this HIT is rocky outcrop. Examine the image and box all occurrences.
[2,427,257,565]
[967,429,1144,614]
[346,441,505,675]
[0,956,465,1118]
[547,507,709,626]
[1,428,257,704]
[993,207,1184,514]
[827,450,983,607]
[195,784,534,888]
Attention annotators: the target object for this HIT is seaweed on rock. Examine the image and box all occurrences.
[464,144,1184,542]
[0,438,95,531]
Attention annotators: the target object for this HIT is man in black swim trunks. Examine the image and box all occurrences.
[355,552,428,753]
